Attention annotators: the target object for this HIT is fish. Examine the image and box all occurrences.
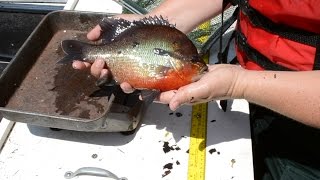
[59,16,208,102]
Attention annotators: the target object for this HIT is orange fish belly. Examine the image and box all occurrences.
[118,66,197,91]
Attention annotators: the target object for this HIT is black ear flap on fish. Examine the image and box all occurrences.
[58,40,89,64]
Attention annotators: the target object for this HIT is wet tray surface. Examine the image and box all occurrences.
[6,30,108,120]
[0,11,143,132]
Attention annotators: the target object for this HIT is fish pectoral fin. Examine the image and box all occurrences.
[153,48,184,59]
[153,48,186,80]
[140,90,160,105]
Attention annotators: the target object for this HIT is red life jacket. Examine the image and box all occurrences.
[234,0,320,71]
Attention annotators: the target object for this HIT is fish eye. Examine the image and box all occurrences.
[153,48,160,54]
[132,41,140,48]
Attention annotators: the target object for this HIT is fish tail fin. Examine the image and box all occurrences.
[57,40,89,64]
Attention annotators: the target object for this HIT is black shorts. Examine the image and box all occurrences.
[249,103,320,180]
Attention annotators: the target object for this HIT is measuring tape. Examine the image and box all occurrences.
[187,21,210,180]
[188,103,208,180]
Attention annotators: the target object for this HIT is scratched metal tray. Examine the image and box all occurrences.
[0,10,145,132]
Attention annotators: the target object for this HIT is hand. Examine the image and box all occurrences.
[158,64,246,111]
[72,14,145,93]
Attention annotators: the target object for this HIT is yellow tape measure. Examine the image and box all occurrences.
[187,21,210,180]
[188,103,208,180]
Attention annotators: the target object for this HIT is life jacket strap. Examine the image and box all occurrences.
[314,39,320,70]
[236,31,293,71]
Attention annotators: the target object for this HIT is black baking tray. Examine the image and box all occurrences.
[0,10,145,132]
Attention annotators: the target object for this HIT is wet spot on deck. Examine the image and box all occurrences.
[209,148,217,154]
[175,112,183,117]
[163,163,173,169]
[162,141,181,153]
[162,170,171,178]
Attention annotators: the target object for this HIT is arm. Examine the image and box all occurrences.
[148,0,223,33]
[241,70,320,128]
[166,64,320,128]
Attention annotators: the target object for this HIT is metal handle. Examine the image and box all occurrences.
[64,167,127,180]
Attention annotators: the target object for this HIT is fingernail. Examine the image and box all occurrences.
[95,59,104,68]
[120,83,135,94]
[124,88,135,94]
[72,62,80,69]
[100,69,108,78]
[170,101,180,111]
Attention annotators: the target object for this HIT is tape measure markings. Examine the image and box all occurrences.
[188,103,208,180]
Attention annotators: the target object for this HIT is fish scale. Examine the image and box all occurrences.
[93,40,175,81]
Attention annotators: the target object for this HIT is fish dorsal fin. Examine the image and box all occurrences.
[99,17,133,44]
[133,16,175,27]
[99,16,175,44]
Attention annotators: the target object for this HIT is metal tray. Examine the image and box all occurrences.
[0,62,8,74]
[0,10,145,132]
